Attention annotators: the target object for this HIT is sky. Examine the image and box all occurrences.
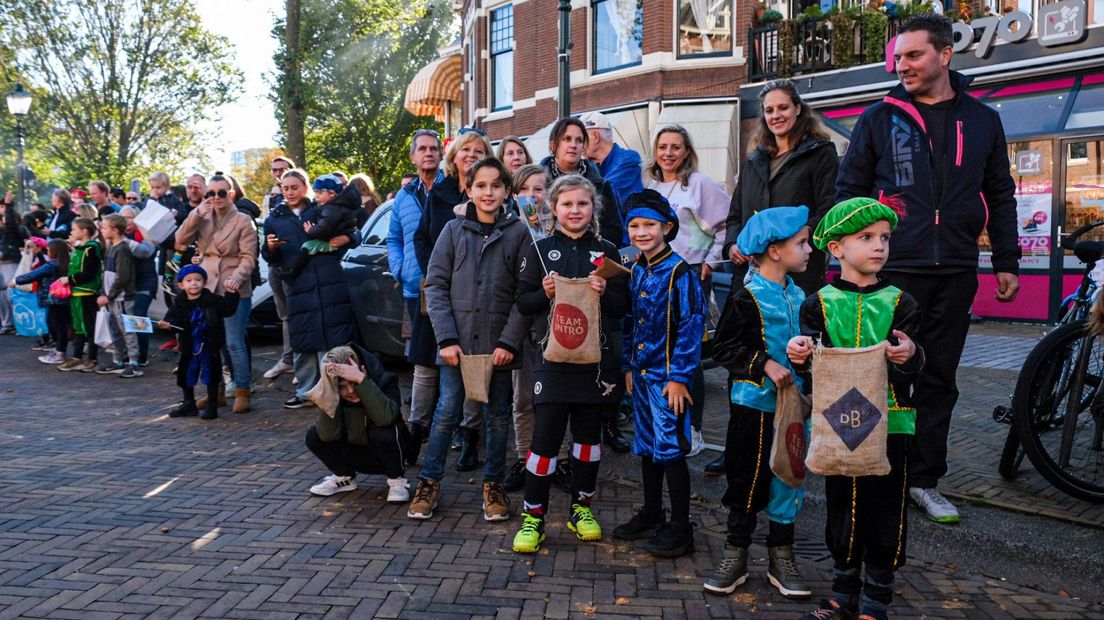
[196,0,283,171]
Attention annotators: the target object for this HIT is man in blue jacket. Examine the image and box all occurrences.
[582,111,644,211]
[386,129,444,459]
[836,13,1020,524]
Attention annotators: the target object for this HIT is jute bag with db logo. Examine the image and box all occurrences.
[543,274,601,365]
[805,342,891,477]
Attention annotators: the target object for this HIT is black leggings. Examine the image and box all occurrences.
[522,402,603,518]
[47,304,71,355]
[70,295,99,361]
[641,454,691,526]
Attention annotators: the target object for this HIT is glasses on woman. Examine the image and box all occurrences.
[204,189,229,199]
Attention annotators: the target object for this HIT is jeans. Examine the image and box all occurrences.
[223,296,252,389]
[294,350,325,398]
[410,363,438,426]
[270,276,293,365]
[421,365,513,483]
[511,343,535,459]
[107,299,140,364]
[0,261,16,328]
[132,287,155,362]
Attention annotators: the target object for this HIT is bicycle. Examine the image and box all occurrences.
[994,220,1104,502]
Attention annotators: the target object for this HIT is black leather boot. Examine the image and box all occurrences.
[705,453,726,476]
[455,427,480,472]
[602,411,631,453]
[406,422,426,467]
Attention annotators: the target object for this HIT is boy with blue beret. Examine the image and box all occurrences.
[704,205,813,599]
[612,190,704,558]
[788,197,924,620]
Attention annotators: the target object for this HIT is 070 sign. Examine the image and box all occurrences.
[949,0,1086,59]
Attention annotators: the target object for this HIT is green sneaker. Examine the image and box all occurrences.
[513,514,546,553]
[566,503,602,541]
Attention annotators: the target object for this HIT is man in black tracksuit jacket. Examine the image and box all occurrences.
[835,14,1020,524]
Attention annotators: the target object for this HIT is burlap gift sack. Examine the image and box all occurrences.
[770,382,811,488]
[543,275,601,364]
[459,354,495,403]
[805,342,891,477]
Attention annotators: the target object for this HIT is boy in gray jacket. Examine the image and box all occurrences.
[96,215,142,377]
[409,158,531,522]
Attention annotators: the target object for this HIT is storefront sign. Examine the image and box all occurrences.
[937,0,1087,61]
[1039,0,1087,47]
[1017,150,1043,174]
[1016,192,1052,256]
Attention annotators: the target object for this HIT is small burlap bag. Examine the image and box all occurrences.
[543,275,601,364]
[459,354,495,403]
[805,342,891,477]
[770,382,811,488]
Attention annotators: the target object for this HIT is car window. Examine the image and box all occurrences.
[363,207,392,246]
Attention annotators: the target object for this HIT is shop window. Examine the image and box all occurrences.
[678,0,733,58]
[1063,139,1104,267]
[988,140,1055,267]
[490,4,513,111]
[1066,77,1104,130]
[593,0,643,73]
[985,78,1074,137]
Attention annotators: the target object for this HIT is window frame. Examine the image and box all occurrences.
[489,3,514,112]
[591,0,644,75]
[675,0,736,60]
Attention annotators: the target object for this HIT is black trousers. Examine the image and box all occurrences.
[721,404,794,548]
[824,435,910,607]
[46,304,71,354]
[305,425,407,480]
[880,270,977,488]
[523,402,603,516]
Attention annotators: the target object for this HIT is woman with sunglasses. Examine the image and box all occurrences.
[174,173,259,414]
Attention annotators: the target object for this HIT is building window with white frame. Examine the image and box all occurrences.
[490,4,513,111]
[678,0,734,58]
[593,0,643,74]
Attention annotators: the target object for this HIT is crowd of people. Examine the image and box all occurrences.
[0,14,1024,620]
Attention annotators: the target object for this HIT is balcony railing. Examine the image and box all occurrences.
[749,16,901,82]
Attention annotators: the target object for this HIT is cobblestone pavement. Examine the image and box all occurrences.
[1,328,1103,619]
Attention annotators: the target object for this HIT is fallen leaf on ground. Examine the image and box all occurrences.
[615,597,630,605]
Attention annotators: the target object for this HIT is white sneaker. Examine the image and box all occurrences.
[687,428,705,457]
[310,475,357,496]
[386,477,411,503]
[38,350,65,364]
[263,359,294,379]
[292,376,299,386]
[909,487,960,524]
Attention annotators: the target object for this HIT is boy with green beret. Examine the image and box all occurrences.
[787,197,925,620]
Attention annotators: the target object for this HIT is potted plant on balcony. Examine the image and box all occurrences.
[828,5,862,69]
[860,4,889,64]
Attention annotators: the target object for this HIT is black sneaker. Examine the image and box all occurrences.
[120,366,143,378]
[0,326,16,335]
[643,521,695,558]
[767,545,812,598]
[504,460,526,492]
[703,545,748,594]
[200,407,218,420]
[802,599,856,620]
[95,362,126,374]
[704,454,726,476]
[169,401,199,418]
[602,413,631,453]
[612,507,666,540]
[552,459,574,494]
[283,396,309,409]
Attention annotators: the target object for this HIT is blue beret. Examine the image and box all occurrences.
[624,189,680,242]
[313,174,343,193]
[176,264,208,283]
[736,206,810,256]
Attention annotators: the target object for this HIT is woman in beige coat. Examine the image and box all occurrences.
[174,173,259,413]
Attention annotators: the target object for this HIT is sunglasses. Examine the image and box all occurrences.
[204,189,229,199]
[458,127,487,137]
[126,196,139,201]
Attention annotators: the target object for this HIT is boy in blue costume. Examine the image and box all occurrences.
[705,206,813,598]
[612,190,703,558]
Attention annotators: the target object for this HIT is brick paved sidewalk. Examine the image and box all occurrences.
[1,334,1102,618]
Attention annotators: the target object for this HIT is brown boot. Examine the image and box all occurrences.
[196,386,227,409]
[232,388,251,414]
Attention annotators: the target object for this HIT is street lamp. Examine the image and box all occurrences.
[6,83,32,212]
[557,0,572,119]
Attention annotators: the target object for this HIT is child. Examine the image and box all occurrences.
[271,174,359,280]
[17,238,52,350]
[613,189,703,558]
[97,214,142,377]
[503,164,549,493]
[704,206,812,598]
[10,239,69,362]
[787,197,923,620]
[159,265,239,420]
[57,218,102,373]
[409,157,530,522]
[511,174,629,553]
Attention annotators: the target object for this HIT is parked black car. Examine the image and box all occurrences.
[341,201,406,359]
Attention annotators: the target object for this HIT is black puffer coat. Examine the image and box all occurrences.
[284,189,356,353]
[539,156,624,246]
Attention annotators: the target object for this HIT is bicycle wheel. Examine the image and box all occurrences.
[1013,320,1104,503]
[998,426,1025,480]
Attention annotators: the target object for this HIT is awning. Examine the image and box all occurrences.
[404,52,462,120]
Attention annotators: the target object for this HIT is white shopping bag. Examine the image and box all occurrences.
[133,199,177,244]
[94,308,114,349]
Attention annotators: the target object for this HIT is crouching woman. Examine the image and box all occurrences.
[304,345,411,503]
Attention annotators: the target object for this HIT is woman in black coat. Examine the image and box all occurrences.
[723,79,839,295]
[539,117,624,246]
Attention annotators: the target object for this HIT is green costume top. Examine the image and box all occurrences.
[799,279,925,435]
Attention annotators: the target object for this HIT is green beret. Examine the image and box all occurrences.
[812,197,899,250]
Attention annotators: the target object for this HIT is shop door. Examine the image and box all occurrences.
[1054,136,1104,320]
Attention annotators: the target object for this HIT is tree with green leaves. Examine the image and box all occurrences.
[271,0,455,194]
[0,0,241,187]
